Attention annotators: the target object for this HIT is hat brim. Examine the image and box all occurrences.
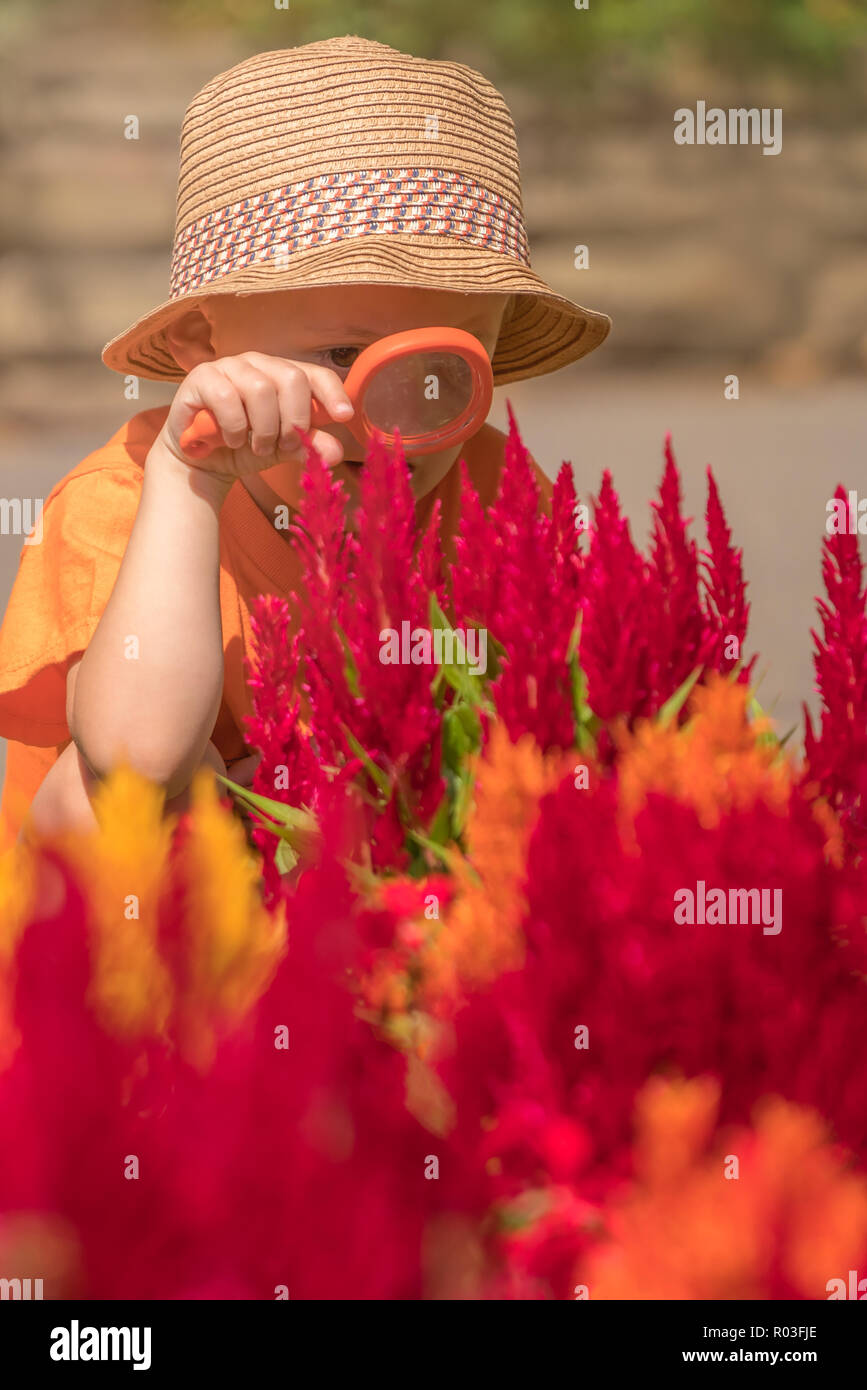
[101,234,611,386]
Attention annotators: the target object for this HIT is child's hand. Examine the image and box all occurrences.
[159,352,355,478]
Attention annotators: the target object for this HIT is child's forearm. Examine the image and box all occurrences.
[70,443,233,795]
[71,351,351,794]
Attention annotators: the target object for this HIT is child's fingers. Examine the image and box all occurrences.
[271,361,313,449]
[215,361,281,456]
[173,354,351,468]
[272,371,346,460]
[299,363,355,425]
[185,371,249,452]
[239,354,352,455]
[239,352,354,423]
[305,428,345,465]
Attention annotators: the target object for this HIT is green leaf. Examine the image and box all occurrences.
[747,694,766,721]
[427,592,490,705]
[658,666,702,727]
[747,693,785,750]
[748,692,783,725]
[440,696,484,840]
[567,614,599,752]
[217,774,315,829]
[406,826,473,877]
[571,656,590,723]
[216,775,322,857]
[479,626,505,683]
[426,794,453,848]
[334,621,361,700]
[450,767,476,840]
[428,591,451,634]
[442,701,482,772]
[341,724,392,800]
[440,660,479,704]
[274,837,298,875]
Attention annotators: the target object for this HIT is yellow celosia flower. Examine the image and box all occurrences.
[60,765,175,1041]
[175,770,286,1065]
[0,840,37,1068]
[55,765,285,1063]
[0,840,36,960]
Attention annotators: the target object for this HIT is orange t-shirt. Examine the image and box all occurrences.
[0,405,551,841]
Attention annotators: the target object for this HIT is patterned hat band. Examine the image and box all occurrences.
[169,168,531,299]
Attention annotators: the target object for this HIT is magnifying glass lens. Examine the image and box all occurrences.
[361,351,474,442]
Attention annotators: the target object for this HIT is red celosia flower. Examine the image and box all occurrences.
[701,464,753,679]
[244,434,446,872]
[804,483,867,851]
[649,437,710,698]
[579,469,657,724]
[581,441,752,730]
[451,406,583,750]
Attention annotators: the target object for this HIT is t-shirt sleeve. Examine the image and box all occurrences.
[0,465,142,745]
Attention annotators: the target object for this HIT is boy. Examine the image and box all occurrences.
[0,36,610,840]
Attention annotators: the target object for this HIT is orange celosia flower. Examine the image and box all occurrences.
[421,724,565,999]
[0,1212,84,1299]
[582,1075,867,1300]
[616,676,793,835]
[810,794,845,868]
[356,727,566,1089]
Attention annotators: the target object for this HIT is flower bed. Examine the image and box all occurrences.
[0,415,865,1299]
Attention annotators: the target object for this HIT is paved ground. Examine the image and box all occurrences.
[1,365,864,792]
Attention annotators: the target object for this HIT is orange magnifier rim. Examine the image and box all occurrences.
[340,325,494,456]
[178,326,494,460]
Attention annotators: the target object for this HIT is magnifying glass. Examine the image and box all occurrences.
[178,326,494,460]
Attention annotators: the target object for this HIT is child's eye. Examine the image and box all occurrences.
[324,346,361,371]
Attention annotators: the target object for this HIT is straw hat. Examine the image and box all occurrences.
[101,36,611,385]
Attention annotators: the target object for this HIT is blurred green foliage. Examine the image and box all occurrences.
[137,0,867,81]
[7,0,866,98]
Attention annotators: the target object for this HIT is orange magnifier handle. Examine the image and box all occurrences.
[178,326,493,460]
[179,413,220,459]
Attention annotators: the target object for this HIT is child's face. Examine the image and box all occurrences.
[170,285,510,505]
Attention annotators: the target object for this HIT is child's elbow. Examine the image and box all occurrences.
[24,738,228,841]
[24,743,98,838]
[69,726,219,801]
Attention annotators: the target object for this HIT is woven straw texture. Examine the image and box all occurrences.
[101,37,611,384]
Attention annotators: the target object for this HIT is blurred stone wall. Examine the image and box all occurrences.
[2,19,866,438]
